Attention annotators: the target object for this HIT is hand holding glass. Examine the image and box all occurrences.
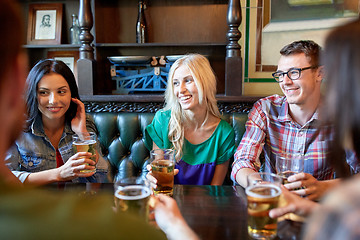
[276,154,304,185]
[72,132,97,173]
[150,149,175,196]
[246,172,282,240]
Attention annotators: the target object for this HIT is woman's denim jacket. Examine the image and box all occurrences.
[5,115,109,183]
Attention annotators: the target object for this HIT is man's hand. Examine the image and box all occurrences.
[269,186,319,219]
[284,172,338,200]
[154,194,199,240]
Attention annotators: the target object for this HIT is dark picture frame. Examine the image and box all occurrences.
[47,51,79,84]
[27,3,63,45]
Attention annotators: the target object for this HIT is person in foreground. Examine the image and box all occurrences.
[232,40,357,200]
[0,1,198,239]
[270,18,360,240]
[145,54,236,185]
[5,59,109,185]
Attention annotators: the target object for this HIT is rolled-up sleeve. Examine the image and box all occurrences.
[5,144,30,183]
[231,103,267,179]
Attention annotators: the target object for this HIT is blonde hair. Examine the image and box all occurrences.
[163,54,221,161]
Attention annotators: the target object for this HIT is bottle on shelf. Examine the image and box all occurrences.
[136,0,147,43]
[70,14,80,44]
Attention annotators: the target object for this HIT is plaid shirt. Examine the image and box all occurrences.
[232,95,335,180]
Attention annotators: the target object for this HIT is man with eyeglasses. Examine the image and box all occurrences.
[231,40,356,200]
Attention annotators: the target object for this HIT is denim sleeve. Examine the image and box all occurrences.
[5,144,30,183]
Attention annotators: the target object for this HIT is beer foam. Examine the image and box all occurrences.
[73,139,97,145]
[115,185,151,200]
[245,184,281,199]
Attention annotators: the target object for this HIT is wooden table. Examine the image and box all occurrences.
[173,185,303,240]
[52,183,304,240]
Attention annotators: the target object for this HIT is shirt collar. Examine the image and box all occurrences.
[277,97,320,124]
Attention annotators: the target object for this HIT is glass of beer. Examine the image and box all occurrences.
[150,149,175,196]
[276,154,304,185]
[72,132,97,173]
[114,177,151,221]
[246,172,282,240]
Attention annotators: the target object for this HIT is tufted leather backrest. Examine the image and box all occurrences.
[88,112,248,183]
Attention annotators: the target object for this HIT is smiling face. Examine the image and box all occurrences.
[37,72,71,123]
[172,65,200,111]
[277,53,322,106]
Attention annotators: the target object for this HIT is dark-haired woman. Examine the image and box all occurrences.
[5,59,108,185]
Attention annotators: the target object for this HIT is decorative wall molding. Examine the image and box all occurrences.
[84,101,253,114]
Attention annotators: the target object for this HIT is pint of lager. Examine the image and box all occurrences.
[72,132,97,173]
[246,172,282,239]
[150,149,175,196]
[114,177,151,221]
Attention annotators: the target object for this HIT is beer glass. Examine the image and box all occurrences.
[276,154,304,185]
[246,172,282,240]
[150,149,175,196]
[72,132,97,173]
[114,177,151,221]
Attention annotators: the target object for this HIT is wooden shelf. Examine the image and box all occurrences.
[95,43,227,47]
[21,0,244,99]
[23,44,81,49]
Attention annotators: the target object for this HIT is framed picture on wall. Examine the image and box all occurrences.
[270,0,358,22]
[27,3,63,45]
[47,51,79,84]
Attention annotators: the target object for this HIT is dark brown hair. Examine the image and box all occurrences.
[323,18,360,177]
[280,40,322,67]
[25,59,80,130]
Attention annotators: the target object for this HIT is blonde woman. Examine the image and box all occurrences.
[145,54,236,185]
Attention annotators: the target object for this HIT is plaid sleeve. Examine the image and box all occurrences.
[231,102,267,179]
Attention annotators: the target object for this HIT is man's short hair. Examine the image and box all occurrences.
[280,40,322,67]
[0,0,23,85]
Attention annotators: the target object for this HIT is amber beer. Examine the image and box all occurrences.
[246,172,282,240]
[114,185,151,221]
[246,184,281,239]
[150,149,175,196]
[72,132,97,173]
[151,159,175,196]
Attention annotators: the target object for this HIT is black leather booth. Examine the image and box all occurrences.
[88,112,249,184]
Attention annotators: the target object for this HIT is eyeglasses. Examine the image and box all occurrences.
[272,66,318,82]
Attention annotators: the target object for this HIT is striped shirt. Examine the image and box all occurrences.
[231,95,334,180]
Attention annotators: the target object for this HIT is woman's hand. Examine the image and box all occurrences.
[71,98,87,134]
[146,164,179,190]
[56,152,96,181]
